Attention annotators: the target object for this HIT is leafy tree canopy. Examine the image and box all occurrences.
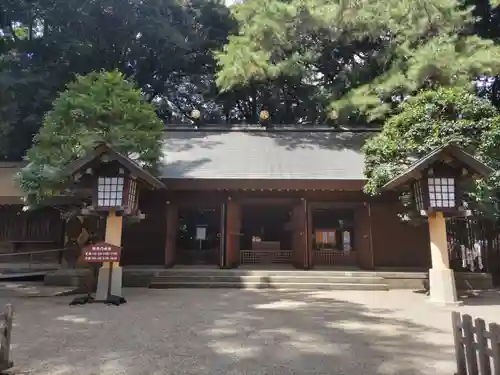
[2,0,500,163]
[216,0,500,125]
[363,87,500,218]
[17,70,164,206]
[0,0,235,160]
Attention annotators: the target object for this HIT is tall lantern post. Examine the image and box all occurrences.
[66,143,165,304]
[382,144,493,305]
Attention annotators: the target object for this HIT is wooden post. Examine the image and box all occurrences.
[0,304,13,368]
[306,201,313,269]
[475,317,491,375]
[164,202,177,267]
[96,210,124,300]
[452,312,467,375]
[355,203,373,270]
[302,198,310,269]
[461,314,479,375]
[490,322,500,373]
[225,198,241,268]
[220,202,227,268]
[429,212,450,269]
[428,211,459,304]
[291,202,305,269]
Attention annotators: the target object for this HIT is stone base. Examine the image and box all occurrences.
[44,268,93,288]
[429,268,460,305]
[96,266,123,300]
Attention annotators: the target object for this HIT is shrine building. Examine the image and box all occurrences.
[0,127,432,271]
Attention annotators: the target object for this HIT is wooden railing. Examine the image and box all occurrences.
[0,248,65,267]
[452,311,500,374]
[240,250,292,264]
[0,304,13,372]
[313,250,357,266]
[0,208,64,243]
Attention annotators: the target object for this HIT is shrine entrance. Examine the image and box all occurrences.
[176,206,221,265]
[239,203,294,265]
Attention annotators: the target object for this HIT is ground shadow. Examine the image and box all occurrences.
[459,290,500,306]
[0,286,462,375]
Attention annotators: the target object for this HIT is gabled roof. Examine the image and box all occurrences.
[66,143,165,189]
[159,129,373,180]
[382,143,494,191]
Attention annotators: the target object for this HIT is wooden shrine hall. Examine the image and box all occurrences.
[119,127,431,270]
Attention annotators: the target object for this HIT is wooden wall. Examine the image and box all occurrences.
[370,201,431,269]
[120,190,167,266]
[119,188,432,269]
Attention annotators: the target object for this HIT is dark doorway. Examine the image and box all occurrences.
[311,207,356,266]
[240,204,293,264]
[121,191,166,266]
[176,207,221,265]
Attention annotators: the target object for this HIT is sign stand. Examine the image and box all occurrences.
[196,225,207,264]
[70,213,126,306]
[63,143,166,307]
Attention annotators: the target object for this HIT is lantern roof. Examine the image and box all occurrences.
[66,142,165,190]
[382,143,494,192]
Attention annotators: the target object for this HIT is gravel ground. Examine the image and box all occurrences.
[0,282,499,375]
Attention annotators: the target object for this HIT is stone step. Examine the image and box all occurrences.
[152,275,385,284]
[149,281,389,290]
[156,270,385,278]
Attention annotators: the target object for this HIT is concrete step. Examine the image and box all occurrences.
[152,275,385,284]
[149,281,389,290]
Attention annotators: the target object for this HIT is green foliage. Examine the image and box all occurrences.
[17,70,164,205]
[0,0,235,160]
[363,86,500,216]
[216,0,500,125]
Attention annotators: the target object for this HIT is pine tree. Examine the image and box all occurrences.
[216,0,500,124]
[18,70,164,206]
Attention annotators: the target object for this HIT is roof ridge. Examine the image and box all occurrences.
[163,126,379,133]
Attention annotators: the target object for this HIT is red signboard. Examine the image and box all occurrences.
[83,242,121,263]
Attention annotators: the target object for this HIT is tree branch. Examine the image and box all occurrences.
[7,20,20,43]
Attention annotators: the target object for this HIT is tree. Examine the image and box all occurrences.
[0,0,235,160]
[216,0,500,125]
[362,87,500,218]
[17,70,164,206]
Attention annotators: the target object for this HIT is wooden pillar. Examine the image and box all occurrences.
[355,203,374,270]
[96,210,123,299]
[292,198,308,269]
[429,212,450,269]
[164,202,177,268]
[225,197,241,268]
[306,201,313,269]
[428,211,459,304]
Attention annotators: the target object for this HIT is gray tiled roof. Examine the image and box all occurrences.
[159,130,373,180]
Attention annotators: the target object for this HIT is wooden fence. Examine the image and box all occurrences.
[0,304,13,372]
[452,311,500,375]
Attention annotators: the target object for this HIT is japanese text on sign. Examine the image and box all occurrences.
[83,243,121,263]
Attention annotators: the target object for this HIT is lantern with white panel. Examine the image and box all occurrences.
[383,144,493,305]
[96,173,138,216]
[412,163,461,217]
[66,143,165,305]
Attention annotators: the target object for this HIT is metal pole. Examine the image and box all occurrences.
[198,239,202,264]
[107,263,113,299]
